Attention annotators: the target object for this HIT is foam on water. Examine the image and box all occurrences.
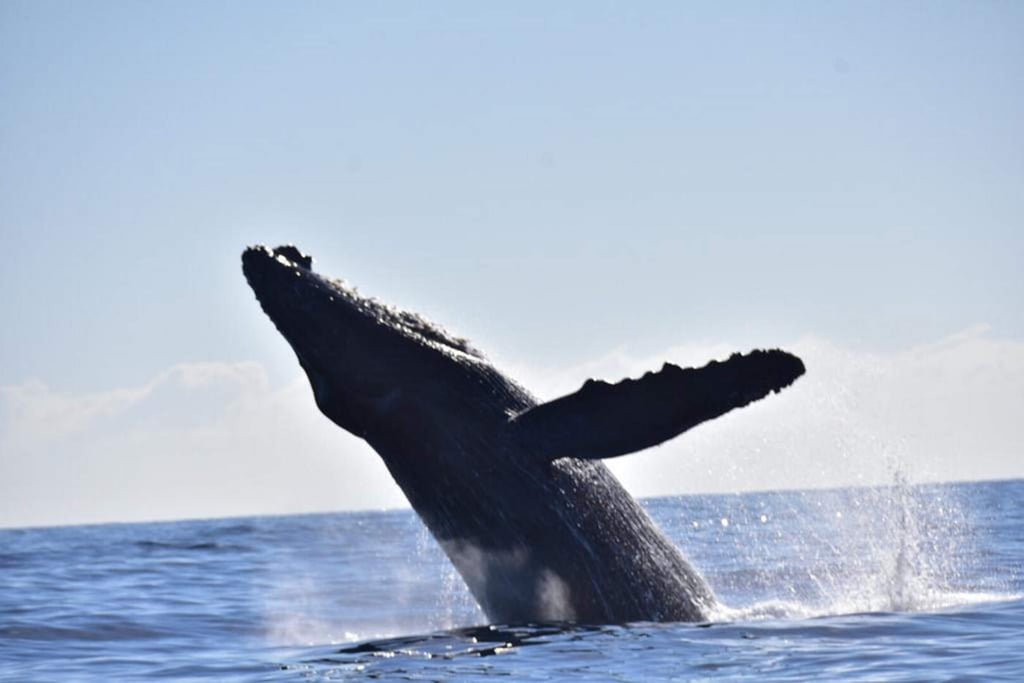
[710,590,1022,623]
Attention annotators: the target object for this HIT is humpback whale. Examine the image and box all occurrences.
[242,245,805,624]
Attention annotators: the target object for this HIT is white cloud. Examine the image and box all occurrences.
[0,362,405,529]
[1,328,1021,529]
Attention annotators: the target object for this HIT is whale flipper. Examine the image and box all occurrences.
[511,349,805,461]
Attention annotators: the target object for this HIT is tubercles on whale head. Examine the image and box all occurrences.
[271,245,313,270]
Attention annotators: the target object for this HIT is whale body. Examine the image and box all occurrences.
[242,244,805,623]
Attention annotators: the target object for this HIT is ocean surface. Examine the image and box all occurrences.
[2,479,1022,681]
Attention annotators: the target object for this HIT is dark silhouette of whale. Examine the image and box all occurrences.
[242,244,805,624]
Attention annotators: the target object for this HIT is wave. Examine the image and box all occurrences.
[709,591,1022,622]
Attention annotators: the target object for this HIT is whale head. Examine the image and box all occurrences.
[242,245,510,442]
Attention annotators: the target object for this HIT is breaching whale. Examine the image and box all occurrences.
[242,245,805,624]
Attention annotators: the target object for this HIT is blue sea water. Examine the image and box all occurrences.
[1,479,1022,681]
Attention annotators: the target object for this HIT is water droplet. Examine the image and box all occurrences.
[760,514,768,523]
[720,518,729,527]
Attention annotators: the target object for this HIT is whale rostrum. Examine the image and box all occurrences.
[242,244,805,623]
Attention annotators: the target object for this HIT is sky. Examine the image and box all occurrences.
[1,2,1022,528]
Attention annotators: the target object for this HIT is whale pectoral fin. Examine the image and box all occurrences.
[511,349,805,461]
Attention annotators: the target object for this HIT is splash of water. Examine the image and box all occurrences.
[706,464,1012,622]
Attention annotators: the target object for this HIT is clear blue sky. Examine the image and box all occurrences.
[1,2,1021,527]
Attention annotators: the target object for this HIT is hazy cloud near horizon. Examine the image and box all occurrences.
[2,327,1020,529]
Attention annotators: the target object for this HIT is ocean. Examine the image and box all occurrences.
[2,479,1021,681]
